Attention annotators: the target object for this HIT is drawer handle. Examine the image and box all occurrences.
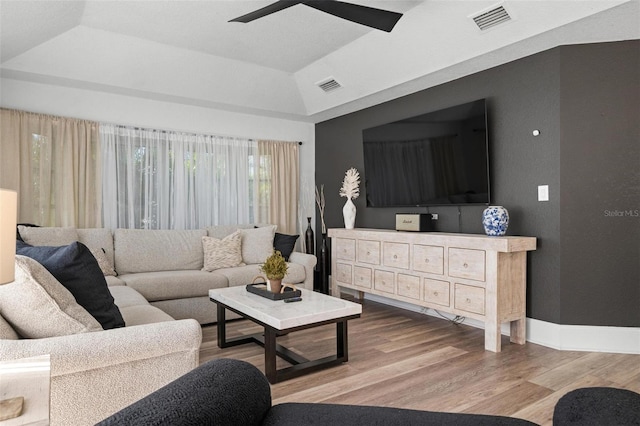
[393,255,397,259]
[425,258,430,263]
[434,291,438,296]
[406,285,411,289]
[463,263,469,268]
[466,298,471,303]
[367,251,371,255]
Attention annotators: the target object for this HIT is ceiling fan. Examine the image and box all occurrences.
[229,0,403,32]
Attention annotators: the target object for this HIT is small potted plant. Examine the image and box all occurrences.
[259,250,289,293]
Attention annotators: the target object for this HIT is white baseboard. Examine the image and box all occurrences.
[354,291,640,354]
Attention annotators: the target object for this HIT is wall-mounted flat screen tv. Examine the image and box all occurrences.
[362,99,490,207]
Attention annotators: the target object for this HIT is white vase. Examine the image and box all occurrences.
[482,206,509,236]
[343,197,356,229]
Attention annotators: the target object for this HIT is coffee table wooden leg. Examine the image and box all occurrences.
[264,327,277,383]
[337,320,348,361]
[216,304,227,348]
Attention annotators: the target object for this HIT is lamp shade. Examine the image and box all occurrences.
[0,189,17,285]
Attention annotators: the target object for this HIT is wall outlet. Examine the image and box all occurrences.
[538,185,549,201]
[431,213,438,220]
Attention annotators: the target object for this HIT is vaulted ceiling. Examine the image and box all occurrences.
[1,1,638,123]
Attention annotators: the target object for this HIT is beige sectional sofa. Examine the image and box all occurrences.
[0,224,316,425]
[18,223,316,324]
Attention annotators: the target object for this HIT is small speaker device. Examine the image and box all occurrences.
[395,213,435,232]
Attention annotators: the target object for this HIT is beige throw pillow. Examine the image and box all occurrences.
[90,248,117,276]
[238,225,277,265]
[202,231,244,272]
[0,256,102,338]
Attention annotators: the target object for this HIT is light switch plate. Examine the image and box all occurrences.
[538,185,549,201]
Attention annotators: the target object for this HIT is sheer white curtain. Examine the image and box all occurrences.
[100,124,258,230]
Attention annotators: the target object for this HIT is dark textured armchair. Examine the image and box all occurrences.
[98,358,640,426]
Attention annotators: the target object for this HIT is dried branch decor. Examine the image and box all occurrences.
[339,167,360,200]
[315,184,326,234]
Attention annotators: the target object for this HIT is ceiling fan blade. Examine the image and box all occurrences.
[229,0,304,23]
[304,0,402,32]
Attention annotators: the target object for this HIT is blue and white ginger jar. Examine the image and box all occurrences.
[482,206,509,236]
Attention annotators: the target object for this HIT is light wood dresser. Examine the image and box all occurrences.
[328,228,537,352]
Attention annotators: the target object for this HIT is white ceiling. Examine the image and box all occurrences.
[1,0,639,123]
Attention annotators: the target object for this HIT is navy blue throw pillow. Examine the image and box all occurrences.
[273,233,299,261]
[16,240,125,330]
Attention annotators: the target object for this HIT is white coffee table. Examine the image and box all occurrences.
[209,286,362,384]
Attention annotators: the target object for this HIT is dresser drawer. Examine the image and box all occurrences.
[383,242,409,269]
[454,283,485,315]
[448,248,486,282]
[358,240,381,265]
[397,273,420,300]
[353,266,372,289]
[413,245,444,275]
[424,278,450,306]
[335,263,352,285]
[335,238,356,261]
[374,270,395,294]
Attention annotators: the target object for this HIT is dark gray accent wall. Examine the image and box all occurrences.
[315,40,639,327]
[559,41,640,326]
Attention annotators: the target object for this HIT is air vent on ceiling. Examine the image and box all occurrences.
[471,4,512,31]
[316,77,342,93]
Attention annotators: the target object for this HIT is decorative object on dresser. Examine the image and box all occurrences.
[482,205,510,236]
[395,213,435,232]
[328,228,536,352]
[339,167,360,230]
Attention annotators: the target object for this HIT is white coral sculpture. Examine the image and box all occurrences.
[339,167,360,200]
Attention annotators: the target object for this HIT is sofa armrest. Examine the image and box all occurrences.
[1,319,201,375]
[97,358,271,426]
[1,319,202,425]
[288,252,317,289]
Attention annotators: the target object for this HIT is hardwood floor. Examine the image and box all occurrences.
[199,297,640,425]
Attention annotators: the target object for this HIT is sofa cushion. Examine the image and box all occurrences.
[202,231,244,272]
[105,275,126,286]
[18,225,78,246]
[16,241,125,330]
[110,285,150,308]
[206,224,256,239]
[0,313,19,340]
[118,305,176,326]
[239,225,277,264]
[118,270,228,302]
[115,229,207,274]
[109,284,176,325]
[0,256,102,338]
[274,232,299,261]
[216,263,306,288]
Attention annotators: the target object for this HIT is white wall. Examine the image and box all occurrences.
[0,78,316,232]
